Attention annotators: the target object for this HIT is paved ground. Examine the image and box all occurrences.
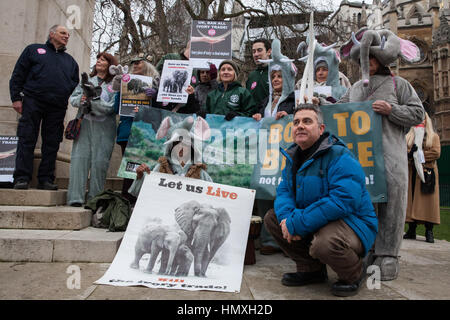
[1,236,449,301]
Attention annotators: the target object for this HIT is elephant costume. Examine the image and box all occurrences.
[128,116,212,198]
[296,38,348,101]
[329,27,425,280]
[131,222,188,275]
[174,200,231,277]
[340,27,421,87]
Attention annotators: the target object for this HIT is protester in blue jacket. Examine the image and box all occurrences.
[264,104,377,297]
[9,24,79,190]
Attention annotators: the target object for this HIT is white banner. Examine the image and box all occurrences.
[95,172,255,293]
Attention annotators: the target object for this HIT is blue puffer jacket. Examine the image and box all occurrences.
[274,133,378,256]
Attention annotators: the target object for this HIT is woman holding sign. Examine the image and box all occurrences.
[112,54,160,205]
[67,52,118,207]
[204,60,256,120]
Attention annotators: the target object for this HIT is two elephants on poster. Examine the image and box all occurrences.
[118,101,387,203]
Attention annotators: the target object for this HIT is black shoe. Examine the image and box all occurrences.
[425,229,435,243]
[403,222,417,240]
[70,202,83,207]
[13,180,29,190]
[37,181,58,190]
[331,270,366,297]
[282,267,328,287]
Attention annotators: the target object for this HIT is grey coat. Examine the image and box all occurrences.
[336,74,425,258]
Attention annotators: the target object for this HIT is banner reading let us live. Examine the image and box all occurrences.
[251,101,388,203]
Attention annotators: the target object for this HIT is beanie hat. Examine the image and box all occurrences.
[218,60,239,80]
[314,58,328,71]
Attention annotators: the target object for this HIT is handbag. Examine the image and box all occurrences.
[421,167,435,194]
[64,115,83,140]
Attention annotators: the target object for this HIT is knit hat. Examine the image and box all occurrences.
[218,60,239,80]
[314,58,328,71]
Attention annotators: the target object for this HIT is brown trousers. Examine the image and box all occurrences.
[264,209,364,283]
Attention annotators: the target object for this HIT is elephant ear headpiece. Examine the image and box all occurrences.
[340,27,421,86]
[258,39,297,116]
[156,115,211,162]
[297,38,347,100]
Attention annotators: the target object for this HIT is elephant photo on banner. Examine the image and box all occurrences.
[95,172,255,293]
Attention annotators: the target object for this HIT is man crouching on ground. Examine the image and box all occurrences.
[264,104,378,297]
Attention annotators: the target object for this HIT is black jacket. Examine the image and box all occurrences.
[9,40,79,107]
[257,91,296,117]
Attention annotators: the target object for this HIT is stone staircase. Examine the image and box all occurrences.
[0,186,125,263]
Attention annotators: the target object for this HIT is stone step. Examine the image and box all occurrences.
[0,206,91,230]
[0,227,124,262]
[0,188,67,206]
[54,177,124,191]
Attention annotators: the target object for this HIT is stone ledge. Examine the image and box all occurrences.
[0,189,67,206]
[0,206,92,230]
[0,227,123,263]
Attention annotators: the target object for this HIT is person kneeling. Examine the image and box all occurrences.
[264,104,378,297]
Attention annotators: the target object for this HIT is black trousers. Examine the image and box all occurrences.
[13,96,67,183]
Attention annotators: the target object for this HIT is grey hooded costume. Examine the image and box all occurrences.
[67,76,117,205]
[129,116,212,197]
[332,28,425,281]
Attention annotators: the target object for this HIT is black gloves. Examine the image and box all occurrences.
[408,144,418,159]
[225,111,238,121]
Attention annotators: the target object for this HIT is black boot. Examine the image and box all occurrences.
[425,223,434,243]
[403,222,417,240]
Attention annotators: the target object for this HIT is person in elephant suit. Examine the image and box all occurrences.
[129,115,212,198]
[130,221,192,275]
[319,27,425,281]
[174,200,231,277]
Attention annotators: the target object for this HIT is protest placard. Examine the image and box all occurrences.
[157,60,192,104]
[189,20,232,69]
[119,74,153,117]
[0,136,18,183]
[95,172,255,293]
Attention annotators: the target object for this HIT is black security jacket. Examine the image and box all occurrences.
[10,40,79,107]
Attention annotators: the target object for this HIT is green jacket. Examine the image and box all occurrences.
[205,81,256,117]
[246,65,270,107]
